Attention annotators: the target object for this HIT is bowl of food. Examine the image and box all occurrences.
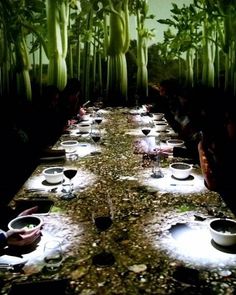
[78,123,91,133]
[8,215,43,233]
[169,162,192,179]
[43,167,64,184]
[155,122,168,132]
[166,139,185,147]
[152,113,164,120]
[209,218,236,247]
[60,140,78,153]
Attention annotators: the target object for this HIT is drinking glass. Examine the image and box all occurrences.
[141,117,153,136]
[94,116,103,125]
[90,127,101,154]
[91,198,115,267]
[151,154,164,178]
[141,126,151,136]
[43,240,63,272]
[151,136,164,178]
[92,198,114,233]
[62,168,77,199]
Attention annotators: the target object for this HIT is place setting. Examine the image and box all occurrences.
[23,165,97,199]
[23,166,64,195]
[59,139,89,158]
[149,211,236,269]
[0,215,73,276]
[138,155,207,194]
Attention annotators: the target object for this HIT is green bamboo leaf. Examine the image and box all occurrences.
[189,4,196,14]
[170,3,182,15]
[157,19,176,26]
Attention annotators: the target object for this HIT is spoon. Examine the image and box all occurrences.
[26,187,58,193]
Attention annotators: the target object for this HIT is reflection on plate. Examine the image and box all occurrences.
[171,175,194,181]
[76,131,90,135]
[42,179,64,186]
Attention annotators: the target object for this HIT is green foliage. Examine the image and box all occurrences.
[147,43,180,83]
[177,204,195,212]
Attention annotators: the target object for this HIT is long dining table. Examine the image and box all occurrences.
[1,107,236,294]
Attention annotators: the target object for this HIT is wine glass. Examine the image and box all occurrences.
[90,127,101,154]
[94,116,103,125]
[141,117,152,136]
[43,240,63,272]
[92,198,114,232]
[93,100,103,117]
[62,168,77,199]
[91,198,115,267]
[141,126,151,136]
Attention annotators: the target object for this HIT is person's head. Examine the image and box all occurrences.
[61,79,82,118]
[63,78,81,98]
[159,79,179,97]
[43,85,60,108]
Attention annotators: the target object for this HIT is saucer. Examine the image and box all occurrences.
[171,175,194,181]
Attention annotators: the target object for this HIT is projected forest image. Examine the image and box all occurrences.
[0,0,235,106]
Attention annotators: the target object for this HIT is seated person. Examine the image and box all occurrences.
[0,100,39,204]
[197,90,236,215]
[60,78,82,121]
[31,85,67,150]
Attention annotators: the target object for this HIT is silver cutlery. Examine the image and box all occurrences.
[170,183,194,187]
[25,187,58,193]
[0,262,26,272]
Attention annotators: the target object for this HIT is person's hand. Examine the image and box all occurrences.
[79,107,86,117]
[18,206,38,217]
[67,119,78,126]
[6,228,41,247]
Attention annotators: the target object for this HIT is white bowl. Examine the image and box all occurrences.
[155,122,168,132]
[8,215,43,233]
[129,109,141,115]
[209,218,236,247]
[166,139,184,147]
[170,162,192,179]
[60,140,78,153]
[78,123,91,133]
[43,166,64,184]
[152,113,164,120]
[81,114,90,121]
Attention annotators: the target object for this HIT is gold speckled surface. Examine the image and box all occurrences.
[2,108,236,295]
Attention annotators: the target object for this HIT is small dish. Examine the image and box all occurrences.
[60,140,78,153]
[81,114,91,121]
[209,218,236,247]
[152,113,164,120]
[166,139,184,147]
[170,162,192,179]
[78,123,91,133]
[155,122,168,132]
[43,167,64,184]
